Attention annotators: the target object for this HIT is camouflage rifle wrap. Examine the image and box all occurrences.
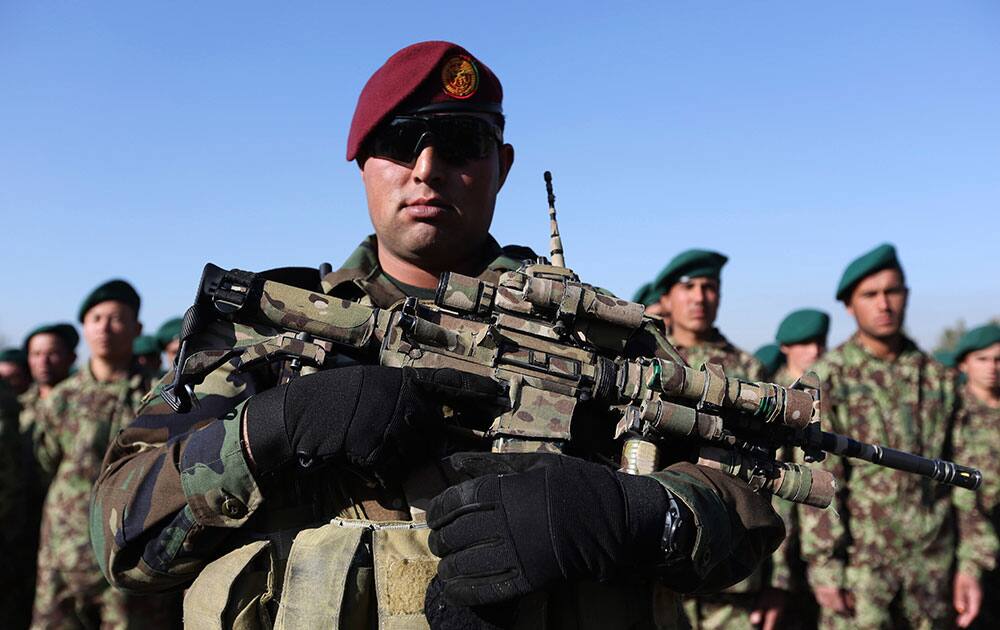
[160,260,981,509]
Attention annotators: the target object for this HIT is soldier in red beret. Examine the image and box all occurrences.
[91,41,783,629]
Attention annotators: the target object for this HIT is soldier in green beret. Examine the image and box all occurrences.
[0,348,31,396]
[12,324,80,627]
[652,249,768,630]
[760,309,831,630]
[950,323,1000,629]
[772,309,830,387]
[20,324,79,433]
[155,317,182,369]
[800,244,994,629]
[29,279,181,629]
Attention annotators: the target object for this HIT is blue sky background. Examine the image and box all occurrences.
[1,1,997,359]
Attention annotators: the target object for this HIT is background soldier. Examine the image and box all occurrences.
[14,323,79,629]
[772,309,829,387]
[90,41,784,629]
[30,279,180,629]
[0,348,31,396]
[764,308,830,630]
[649,249,768,629]
[800,243,993,629]
[658,249,764,382]
[951,323,1000,629]
[20,324,78,433]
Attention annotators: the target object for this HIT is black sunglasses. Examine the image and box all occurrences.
[361,115,503,166]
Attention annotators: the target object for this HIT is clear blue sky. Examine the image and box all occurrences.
[1,1,998,357]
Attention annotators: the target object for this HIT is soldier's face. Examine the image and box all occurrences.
[781,339,826,375]
[82,301,142,362]
[0,362,29,394]
[27,333,76,386]
[846,268,908,339]
[960,343,1000,392]
[361,118,514,273]
[666,277,720,334]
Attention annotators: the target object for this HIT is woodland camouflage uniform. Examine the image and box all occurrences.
[799,335,996,630]
[953,389,1000,630]
[31,362,181,630]
[767,365,816,629]
[669,331,767,630]
[90,235,785,630]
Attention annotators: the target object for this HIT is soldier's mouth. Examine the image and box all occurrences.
[403,198,454,220]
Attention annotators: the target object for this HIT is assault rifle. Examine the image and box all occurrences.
[161,172,981,508]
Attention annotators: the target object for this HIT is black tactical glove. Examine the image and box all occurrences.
[426,453,694,607]
[244,366,500,482]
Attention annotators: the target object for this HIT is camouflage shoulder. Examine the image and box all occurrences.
[39,370,86,415]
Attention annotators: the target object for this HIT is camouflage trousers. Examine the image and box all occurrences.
[30,567,182,630]
[684,592,818,630]
[819,564,952,630]
[684,593,757,630]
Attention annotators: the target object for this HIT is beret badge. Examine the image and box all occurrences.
[441,55,479,99]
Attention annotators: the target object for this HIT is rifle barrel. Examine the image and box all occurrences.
[812,428,982,491]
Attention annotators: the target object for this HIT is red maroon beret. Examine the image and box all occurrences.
[346,41,503,161]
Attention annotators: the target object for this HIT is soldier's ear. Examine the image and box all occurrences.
[497,144,514,191]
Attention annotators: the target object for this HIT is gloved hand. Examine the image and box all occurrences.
[244,365,500,482]
[426,454,694,606]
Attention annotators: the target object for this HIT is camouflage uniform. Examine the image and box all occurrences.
[767,366,817,630]
[953,390,1000,630]
[799,335,995,630]
[669,330,767,630]
[90,235,784,630]
[31,362,181,630]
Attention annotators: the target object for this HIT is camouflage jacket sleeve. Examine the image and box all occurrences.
[90,324,266,592]
[32,389,64,481]
[798,363,850,591]
[952,395,999,579]
[648,462,785,593]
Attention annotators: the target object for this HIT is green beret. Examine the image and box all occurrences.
[835,243,904,302]
[651,249,728,295]
[776,309,830,345]
[0,348,28,368]
[631,283,658,307]
[23,323,79,352]
[155,317,183,349]
[754,343,785,377]
[933,349,956,368]
[78,279,141,323]
[953,323,1000,363]
[132,335,161,356]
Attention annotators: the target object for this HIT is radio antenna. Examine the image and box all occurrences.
[544,171,566,267]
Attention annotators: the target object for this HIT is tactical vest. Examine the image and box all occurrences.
[183,515,686,629]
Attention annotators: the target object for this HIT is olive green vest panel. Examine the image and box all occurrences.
[184,518,688,629]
